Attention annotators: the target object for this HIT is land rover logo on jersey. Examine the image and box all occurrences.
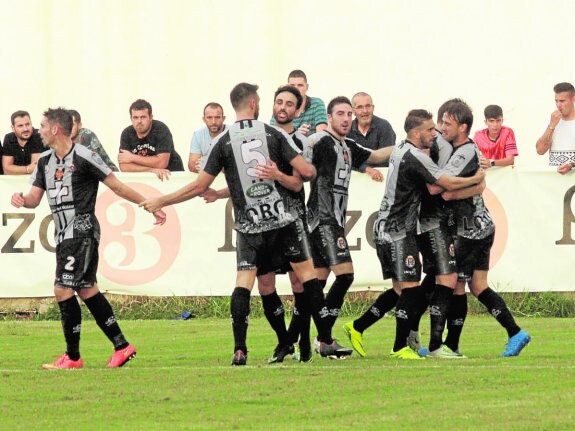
[405,255,416,268]
[337,237,347,249]
[246,182,273,198]
[451,154,466,168]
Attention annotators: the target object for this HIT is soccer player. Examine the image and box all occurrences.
[432,99,531,357]
[141,83,351,365]
[306,96,393,348]
[371,109,484,359]
[11,108,166,369]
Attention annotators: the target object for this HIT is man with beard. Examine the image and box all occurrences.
[2,110,44,175]
[142,83,352,365]
[119,99,184,180]
[188,102,227,173]
[307,96,393,350]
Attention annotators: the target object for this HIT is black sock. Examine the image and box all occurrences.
[287,292,310,344]
[261,291,288,345]
[354,289,399,333]
[412,273,434,331]
[58,296,82,360]
[478,288,520,338]
[83,292,128,351]
[409,284,429,333]
[302,278,332,343]
[393,287,421,352]
[325,273,354,330]
[444,293,467,352]
[428,284,453,352]
[230,287,251,353]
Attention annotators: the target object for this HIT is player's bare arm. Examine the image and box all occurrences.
[442,179,486,201]
[366,146,393,165]
[289,154,316,181]
[10,186,44,209]
[255,159,303,192]
[428,168,485,195]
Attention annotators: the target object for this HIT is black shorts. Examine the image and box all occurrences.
[418,224,457,276]
[255,218,311,276]
[376,232,421,282]
[237,221,312,272]
[455,232,495,281]
[55,238,98,290]
[310,224,352,269]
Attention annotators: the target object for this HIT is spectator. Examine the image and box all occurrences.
[536,82,575,172]
[119,99,184,179]
[69,109,118,171]
[2,110,44,175]
[270,69,327,136]
[188,102,227,173]
[473,105,518,168]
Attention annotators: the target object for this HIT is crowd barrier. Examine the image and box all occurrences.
[0,167,573,297]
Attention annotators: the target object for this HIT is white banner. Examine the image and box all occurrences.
[0,168,573,297]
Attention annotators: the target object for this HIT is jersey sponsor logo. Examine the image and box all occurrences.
[62,273,74,281]
[245,182,273,199]
[73,214,93,233]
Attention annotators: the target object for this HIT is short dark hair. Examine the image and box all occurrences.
[437,98,464,125]
[11,110,30,125]
[129,99,153,116]
[230,83,259,110]
[44,107,73,136]
[68,109,81,123]
[484,104,503,119]
[327,96,352,115]
[404,109,433,133]
[274,85,303,110]
[288,69,307,82]
[443,100,474,136]
[554,82,575,95]
[203,102,224,117]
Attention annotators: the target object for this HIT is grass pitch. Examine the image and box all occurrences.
[0,316,572,430]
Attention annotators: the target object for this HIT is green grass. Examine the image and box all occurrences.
[0,316,573,430]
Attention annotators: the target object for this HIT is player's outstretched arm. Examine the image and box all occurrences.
[10,186,44,209]
[203,187,230,203]
[289,154,315,181]
[429,168,485,195]
[366,146,393,165]
[141,170,216,213]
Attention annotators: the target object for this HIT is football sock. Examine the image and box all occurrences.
[444,293,467,352]
[58,296,82,361]
[392,286,420,352]
[287,291,309,344]
[261,291,289,345]
[325,273,354,330]
[302,278,332,343]
[428,284,453,352]
[230,287,251,353]
[354,288,399,333]
[83,292,128,351]
[477,288,520,338]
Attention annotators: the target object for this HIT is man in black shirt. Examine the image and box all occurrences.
[119,99,184,179]
[2,110,44,175]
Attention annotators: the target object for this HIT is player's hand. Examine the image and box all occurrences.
[151,168,171,181]
[118,149,135,164]
[557,162,574,175]
[202,188,220,203]
[365,167,384,182]
[11,192,24,208]
[140,197,163,213]
[255,160,280,180]
[550,110,562,129]
[298,124,311,136]
[152,209,167,225]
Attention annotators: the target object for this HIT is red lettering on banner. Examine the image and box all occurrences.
[483,188,507,269]
[95,183,181,285]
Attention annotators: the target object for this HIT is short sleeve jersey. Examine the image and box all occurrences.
[2,131,44,166]
[306,131,372,231]
[31,144,112,245]
[120,120,184,171]
[418,135,454,233]
[373,140,445,242]
[203,120,300,234]
[442,140,495,239]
